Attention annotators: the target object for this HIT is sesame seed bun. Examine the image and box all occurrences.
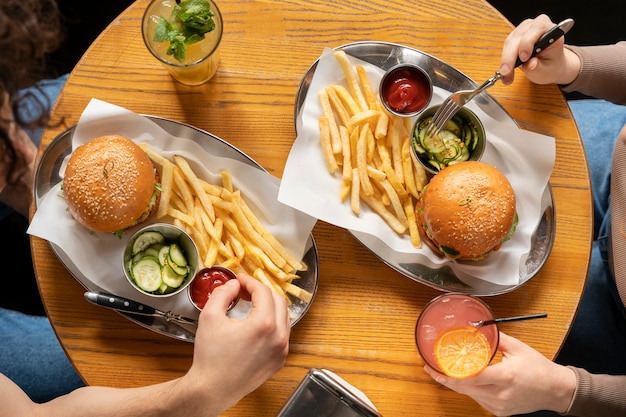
[416,161,516,261]
[63,135,160,233]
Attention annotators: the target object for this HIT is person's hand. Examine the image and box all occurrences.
[424,332,577,416]
[499,14,580,86]
[184,273,290,414]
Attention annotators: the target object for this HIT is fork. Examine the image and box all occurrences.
[423,71,502,139]
[423,17,575,139]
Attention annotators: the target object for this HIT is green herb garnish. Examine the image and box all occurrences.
[153,0,216,63]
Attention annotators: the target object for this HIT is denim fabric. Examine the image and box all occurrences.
[516,99,626,417]
[0,74,69,220]
[0,307,83,403]
[554,100,626,374]
[16,74,69,147]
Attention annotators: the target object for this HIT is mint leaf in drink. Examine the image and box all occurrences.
[154,17,177,42]
[175,0,215,39]
[153,0,216,63]
[167,34,188,62]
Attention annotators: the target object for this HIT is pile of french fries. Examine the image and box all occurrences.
[317,50,429,248]
[141,144,312,304]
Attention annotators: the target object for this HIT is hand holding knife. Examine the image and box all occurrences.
[514,18,575,68]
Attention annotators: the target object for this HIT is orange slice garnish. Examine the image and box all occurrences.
[434,326,491,379]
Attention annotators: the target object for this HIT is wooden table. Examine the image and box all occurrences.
[31,0,592,415]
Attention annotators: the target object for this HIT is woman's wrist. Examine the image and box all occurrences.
[559,47,582,86]
[553,365,578,414]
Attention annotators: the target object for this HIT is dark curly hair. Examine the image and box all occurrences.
[0,0,64,185]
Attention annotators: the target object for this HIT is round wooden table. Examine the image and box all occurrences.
[31,0,591,415]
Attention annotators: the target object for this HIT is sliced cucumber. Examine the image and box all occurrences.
[443,118,461,137]
[167,257,189,276]
[132,252,145,265]
[144,247,160,259]
[162,264,185,288]
[422,131,446,154]
[131,231,165,255]
[158,245,170,267]
[168,244,188,267]
[131,256,163,292]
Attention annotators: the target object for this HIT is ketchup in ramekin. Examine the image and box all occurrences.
[380,64,432,117]
[189,266,239,311]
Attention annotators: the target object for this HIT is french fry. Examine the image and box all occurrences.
[361,193,407,235]
[221,171,234,193]
[333,50,368,113]
[252,267,286,299]
[403,197,421,248]
[156,160,174,219]
[331,85,362,117]
[356,65,378,111]
[389,117,405,183]
[167,207,194,227]
[356,123,374,197]
[351,167,360,215]
[383,164,408,200]
[319,89,342,154]
[276,279,313,304]
[412,153,429,191]
[204,218,222,266]
[327,87,351,130]
[174,155,216,222]
[141,143,174,219]
[401,138,419,199]
[349,125,359,168]
[173,168,195,215]
[374,109,389,140]
[340,179,351,202]
[348,109,380,132]
[378,179,409,228]
[318,116,339,174]
[339,125,352,182]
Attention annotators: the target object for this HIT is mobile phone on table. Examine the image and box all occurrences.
[276,368,383,417]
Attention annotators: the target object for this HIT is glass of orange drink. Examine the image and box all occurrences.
[415,293,499,379]
[142,0,223,86]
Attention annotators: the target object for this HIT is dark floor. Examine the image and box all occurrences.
[7,2,626,316]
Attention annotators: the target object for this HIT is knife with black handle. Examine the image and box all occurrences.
[84,291,197,325]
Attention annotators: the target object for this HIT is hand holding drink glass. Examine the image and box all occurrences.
[416,293,547,379]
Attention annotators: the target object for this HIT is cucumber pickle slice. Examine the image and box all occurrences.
[131,257,163,292]
[132,231,165,255]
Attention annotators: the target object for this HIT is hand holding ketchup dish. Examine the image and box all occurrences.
[189,266,241,311]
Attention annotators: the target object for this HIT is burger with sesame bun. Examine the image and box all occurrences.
[416,160,518,261]
[63,135,161,234]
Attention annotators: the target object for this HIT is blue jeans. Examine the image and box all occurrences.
[0,307,83,402]
[555,100,626,374]
[517,99,626,417]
